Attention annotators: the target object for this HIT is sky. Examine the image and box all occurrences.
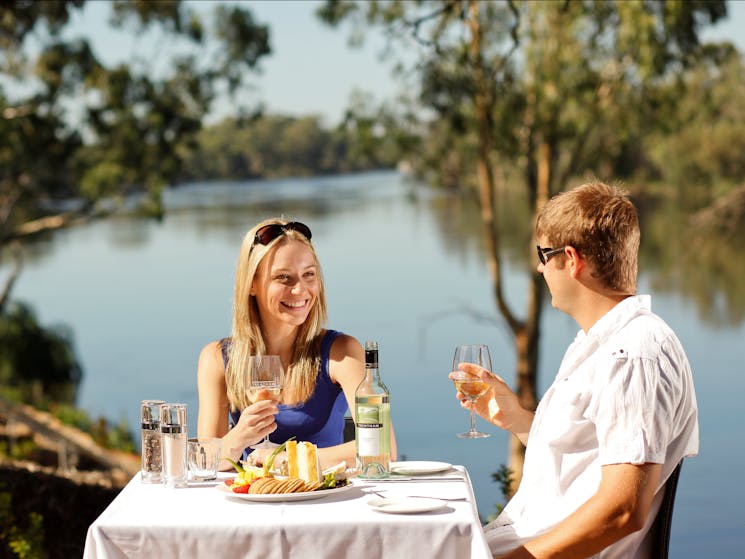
[69,0,745,127]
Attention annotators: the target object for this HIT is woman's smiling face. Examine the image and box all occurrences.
[251,239,319,329]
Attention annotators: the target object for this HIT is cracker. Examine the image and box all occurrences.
[269,479,286,494]
[266,479,282,494]
[303,481,321,492]
[286,478,305,493]
[249,477,274,494]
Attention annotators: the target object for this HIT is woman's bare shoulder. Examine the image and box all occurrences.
[198,340,227,379]
[329,333,364,361]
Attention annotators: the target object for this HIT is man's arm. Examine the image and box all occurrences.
[496,462,662,559]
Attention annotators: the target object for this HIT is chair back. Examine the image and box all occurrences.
[343,415,355,442]
[649,460,683,559]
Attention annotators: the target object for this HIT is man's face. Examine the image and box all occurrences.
[537,237,570,312]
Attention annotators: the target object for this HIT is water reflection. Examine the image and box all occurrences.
[638,198,745,326]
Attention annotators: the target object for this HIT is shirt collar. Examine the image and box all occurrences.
[584,294,651,341]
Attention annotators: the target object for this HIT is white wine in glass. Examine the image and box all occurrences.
[451,344,491,439]
[248,354,283,450]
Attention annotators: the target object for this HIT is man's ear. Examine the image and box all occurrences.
[564,246,584,277]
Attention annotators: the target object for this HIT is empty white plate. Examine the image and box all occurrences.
[389,461,453,476]
[368,497,447,514]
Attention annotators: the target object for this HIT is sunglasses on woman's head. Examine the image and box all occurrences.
[253,222,312,246]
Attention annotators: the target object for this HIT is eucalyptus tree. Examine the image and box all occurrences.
[0,0,270,304]
[0,0,270,402]
[319,0,727,491]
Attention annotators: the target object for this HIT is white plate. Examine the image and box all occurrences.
[389,461,453,476]
[217,481,355,502]
[368,497,447,514]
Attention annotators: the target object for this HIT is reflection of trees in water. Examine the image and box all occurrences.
[640,198,745,326]
[13,173,744,331]
[161,173,409,247]
[425,183,533,273]
[428,182,745,328]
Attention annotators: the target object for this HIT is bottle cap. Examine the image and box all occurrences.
[364,340,378,367]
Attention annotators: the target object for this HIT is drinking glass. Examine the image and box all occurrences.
[248,355,283,450]
[187,437,222,481]
[451,344,492,439]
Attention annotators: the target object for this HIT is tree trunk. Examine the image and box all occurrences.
[468,0,541,496]
[0,241,23,313]
[504,139,554,494]
[502,140,553,494]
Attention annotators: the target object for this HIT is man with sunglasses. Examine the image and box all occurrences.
[457,182,698,558]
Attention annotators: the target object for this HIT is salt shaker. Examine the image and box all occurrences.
[140,400,165,483]
[160,403,188,488]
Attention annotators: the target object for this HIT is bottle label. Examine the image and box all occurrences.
[357,404,382,456]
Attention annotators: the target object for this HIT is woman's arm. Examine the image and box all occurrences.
[196,341,278,469]
[325,334,398,469]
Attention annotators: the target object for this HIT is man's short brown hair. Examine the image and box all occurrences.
[535,182,640,294]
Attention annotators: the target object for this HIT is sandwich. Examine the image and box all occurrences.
[286,440,321,484]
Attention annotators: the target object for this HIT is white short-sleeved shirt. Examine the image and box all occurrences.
[484,295,699,558]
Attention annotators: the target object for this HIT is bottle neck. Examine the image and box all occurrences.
[365,346,379,382]
[365,365,380,382]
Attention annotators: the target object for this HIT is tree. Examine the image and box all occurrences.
[319,0,727,492]
[0,301,82,405]
[0,0,271,302]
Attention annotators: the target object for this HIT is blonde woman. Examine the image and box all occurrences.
[197,218,396,470]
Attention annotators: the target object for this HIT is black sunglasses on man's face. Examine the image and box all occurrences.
[536,245,566,265]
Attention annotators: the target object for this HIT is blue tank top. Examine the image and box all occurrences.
[225,330,348,458]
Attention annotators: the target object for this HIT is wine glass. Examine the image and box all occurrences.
[248,354,283,450]
[451,344,492,439]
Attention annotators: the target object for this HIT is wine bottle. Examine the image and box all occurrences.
[355,340,391,478]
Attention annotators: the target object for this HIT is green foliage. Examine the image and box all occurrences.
[317,0,732,201]
[0,302,81,406]
[2,438,39,462]
[1,0,272,241]
[0,299,135,453]
[180,112,403,181]
[642,44,745,206]
[485,463,514,523]
[49,404,136,453]
[0,490,46,559]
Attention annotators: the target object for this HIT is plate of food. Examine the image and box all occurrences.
[217,479,354,502]
[220,439,355,502]
[389,461,453,476]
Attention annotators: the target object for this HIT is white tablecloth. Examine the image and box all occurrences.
[83,466,491,559]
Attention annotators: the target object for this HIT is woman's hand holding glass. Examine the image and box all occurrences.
[248,355,283,449]
[232,398,279,449]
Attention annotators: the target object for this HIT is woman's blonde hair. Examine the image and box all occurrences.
[535,182,640,294]
[224,218,328,412]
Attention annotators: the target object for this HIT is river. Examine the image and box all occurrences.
[10,170,744,556]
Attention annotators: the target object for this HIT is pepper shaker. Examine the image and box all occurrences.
[140,400,165,483]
